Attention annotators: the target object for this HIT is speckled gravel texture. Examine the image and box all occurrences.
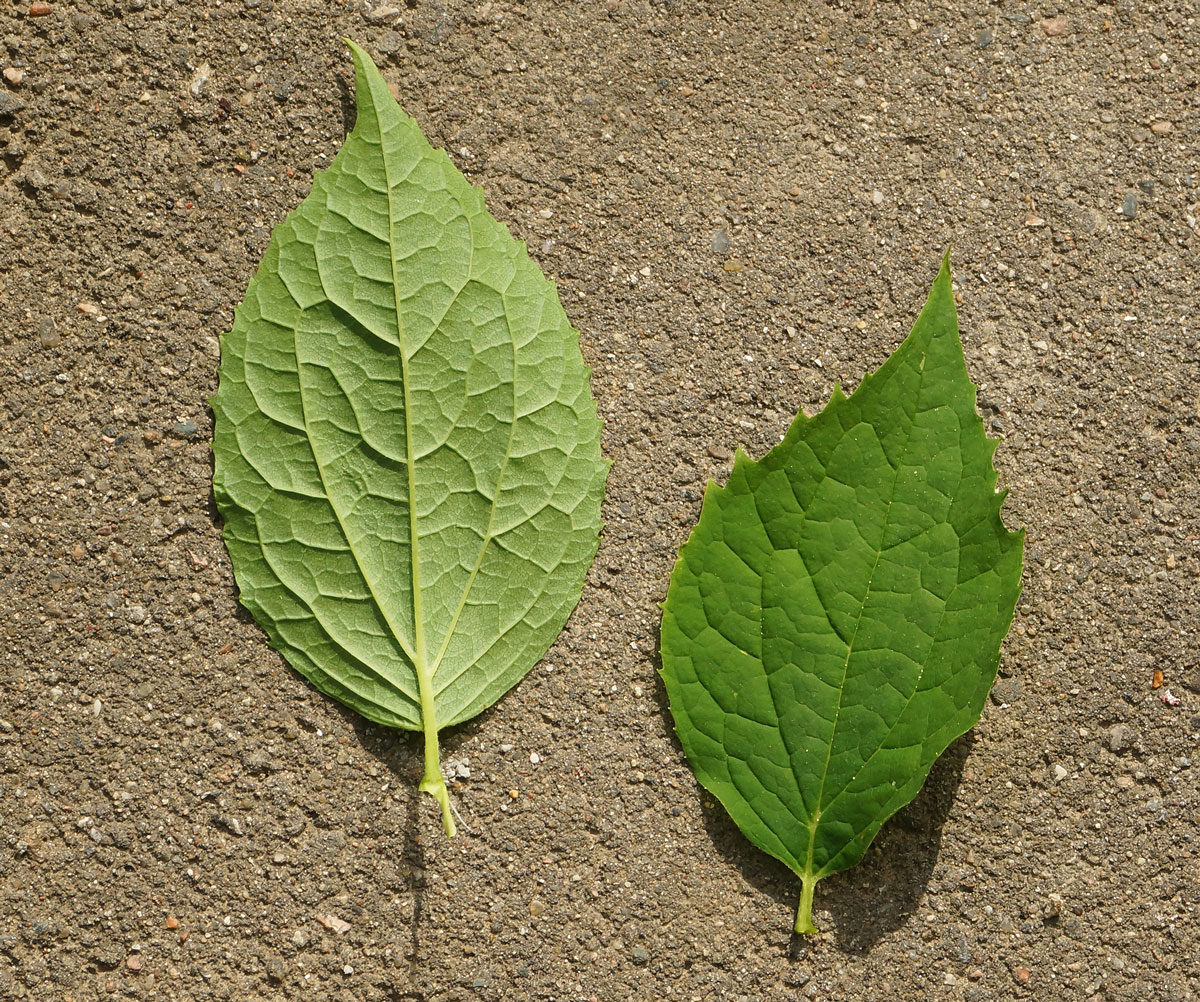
[1,1,1198,1000]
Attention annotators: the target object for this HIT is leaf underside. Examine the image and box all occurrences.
[659,257,1023,932]
[212,41,607,833]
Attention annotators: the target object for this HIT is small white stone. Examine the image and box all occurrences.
[529,752,541,764]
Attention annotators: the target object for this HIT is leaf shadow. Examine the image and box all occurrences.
[342,713,428,962]
[335,73,356,136]
[340,706,495,967]
[645,653,806,921]
[820,732,973,952]
[649,651,973,953]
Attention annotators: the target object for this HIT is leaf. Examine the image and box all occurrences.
[659,256,1023,933]
[211,41,607,835]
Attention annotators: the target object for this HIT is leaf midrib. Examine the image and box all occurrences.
[373,92,510,727]
[372,94,433,710]
[802,350,928,873]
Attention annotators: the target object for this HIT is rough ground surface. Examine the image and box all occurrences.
[1,1,1197,1000]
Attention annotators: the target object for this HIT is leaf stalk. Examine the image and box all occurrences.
[794,872,819,935]
[418,712,456,837]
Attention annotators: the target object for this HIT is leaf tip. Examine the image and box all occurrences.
[341,36,369,74]
[931,247,954,303]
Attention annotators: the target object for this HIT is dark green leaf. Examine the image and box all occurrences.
[660,257,1023,932]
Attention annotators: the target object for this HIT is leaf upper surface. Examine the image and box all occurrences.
[212,42,606,828]
[659,258,1023,930]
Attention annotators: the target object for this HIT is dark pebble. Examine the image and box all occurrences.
[212,814,244,836]
[376,30,402,54]
[710,227,731,255]
[0,91,26,117]
[1121,193,1137,219]
[1137,179,1155,196]
[976,28,993,48]
[171,420,199,439]
[990,677,1022,705]
[632,947,650,965]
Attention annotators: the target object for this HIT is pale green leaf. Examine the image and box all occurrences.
[212,41,607,834]
[660,257,1023,932]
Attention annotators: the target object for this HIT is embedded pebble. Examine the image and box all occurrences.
[1107,724,1133,754]
[0,90,26,115]
[365,4,401,24]
[37,317,60,347]
[315,913,351,934]
[213,814,244,836]
[1122,193,1137,219]
[189,62,211,97]
[710,228,730,254]
[990,677,1022,705]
